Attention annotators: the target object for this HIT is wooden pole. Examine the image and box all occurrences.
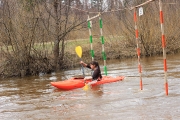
[87,15,94,61]
[99,16,107,75]
[134,8,143,90]
[159,0,168,95]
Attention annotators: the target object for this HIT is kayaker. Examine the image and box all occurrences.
[80,61,102,82]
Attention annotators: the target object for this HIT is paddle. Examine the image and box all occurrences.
[75,46,89,91]
[75,46,85,78]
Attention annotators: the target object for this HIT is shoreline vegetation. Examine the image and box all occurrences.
[1,0,180,78]
[2,35,180,78]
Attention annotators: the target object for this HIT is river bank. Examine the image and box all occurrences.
[65,38,180,69]
[0,37,180,78]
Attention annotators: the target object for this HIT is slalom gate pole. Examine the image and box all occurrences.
[134,8,143,90]
[99,15,107,76]
[159,0,168,95]
[88,14,94,61]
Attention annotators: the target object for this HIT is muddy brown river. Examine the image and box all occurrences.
[0,53,180,120]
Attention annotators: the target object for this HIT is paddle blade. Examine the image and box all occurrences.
[83,83,90,91]
[75,46,82,58]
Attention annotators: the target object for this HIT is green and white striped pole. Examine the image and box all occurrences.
[88,15,94,61]
[99,16,107,76]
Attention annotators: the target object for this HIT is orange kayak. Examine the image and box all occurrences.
[51,76,125,90]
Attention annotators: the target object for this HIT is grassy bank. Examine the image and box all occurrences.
[1,35,180,78]
[63,35,180,69]
[63,36,138,69]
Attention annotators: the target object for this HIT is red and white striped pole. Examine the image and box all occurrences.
[134,8,143,90]
[159,0,168,95]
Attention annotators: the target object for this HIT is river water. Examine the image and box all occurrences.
[0,53,180,120]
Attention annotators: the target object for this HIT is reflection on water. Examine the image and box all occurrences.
[0,53,180,120]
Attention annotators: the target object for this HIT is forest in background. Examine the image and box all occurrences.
[0,0,180,78]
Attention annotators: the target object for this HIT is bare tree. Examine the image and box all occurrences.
[0,0,87,77]
[42,0,86,70]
